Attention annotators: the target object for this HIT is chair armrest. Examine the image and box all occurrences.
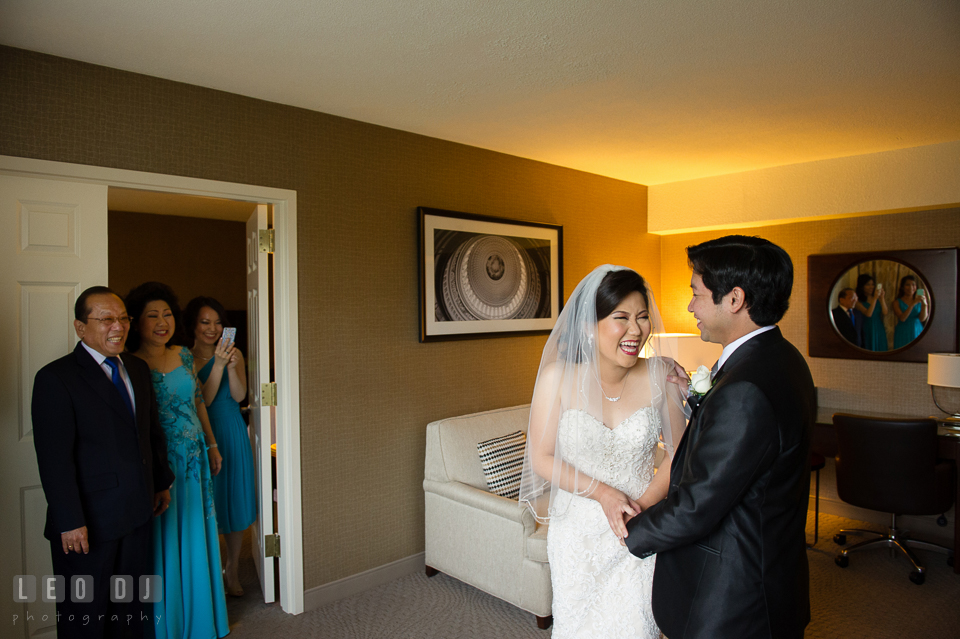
[424,479,536,533]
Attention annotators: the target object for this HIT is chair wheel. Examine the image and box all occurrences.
[833,534,846,546]
[909,571,925,585]
[835,554,849,568]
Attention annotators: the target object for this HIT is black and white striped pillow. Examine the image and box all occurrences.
[477,431,526,500]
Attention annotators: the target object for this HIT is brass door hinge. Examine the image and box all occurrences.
[264,533,280,558]
[259,229,275,253]
[261,382,278,407]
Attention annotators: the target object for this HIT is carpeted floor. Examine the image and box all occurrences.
[223,512,960,638]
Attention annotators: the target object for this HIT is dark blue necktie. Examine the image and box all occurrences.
[848,309,855,327]
[104,357,135,418]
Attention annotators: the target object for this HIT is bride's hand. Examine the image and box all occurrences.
[594,483,640,540]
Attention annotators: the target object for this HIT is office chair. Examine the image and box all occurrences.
[832,413,955,585]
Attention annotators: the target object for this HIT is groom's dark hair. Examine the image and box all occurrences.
[687,235,793,326]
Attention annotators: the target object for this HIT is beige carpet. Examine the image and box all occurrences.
[223,513,960,638]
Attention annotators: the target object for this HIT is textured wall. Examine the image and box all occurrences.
[659,208,960,416]
[0,46,656,588]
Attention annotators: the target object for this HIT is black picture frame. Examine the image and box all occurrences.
[808,247,958,362]
[418,207,563,342]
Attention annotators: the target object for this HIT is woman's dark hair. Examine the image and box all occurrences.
[855,274,874,304]
[124,282,183,352]
[596,269,650,319]
[897,275,917,299]
[183,296,230,347]
[686,235,793,326]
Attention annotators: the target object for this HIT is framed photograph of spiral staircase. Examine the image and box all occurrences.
[418,207,563,342]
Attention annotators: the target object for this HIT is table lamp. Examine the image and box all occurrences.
[643,333,723,374]
[927,353,960,419]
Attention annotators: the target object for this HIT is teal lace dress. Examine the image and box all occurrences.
[198,359,257,533]
[151,347,229,639]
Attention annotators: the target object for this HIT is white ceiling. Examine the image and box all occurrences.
[2,0,958,185]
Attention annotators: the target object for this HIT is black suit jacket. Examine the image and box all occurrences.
[626,327,816,639]
[832,306,862,347]
[32,343,174,542]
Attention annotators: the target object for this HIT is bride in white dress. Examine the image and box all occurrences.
[519,265,687,639]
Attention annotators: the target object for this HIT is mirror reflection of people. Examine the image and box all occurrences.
[186,296,256,598]
[832,288,862,347]
[854,274,888,351]
[126,282,230,639]
[893,275,928,349]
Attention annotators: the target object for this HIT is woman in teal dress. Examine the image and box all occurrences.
[893,275,928,349]
[186,296,257,598]
[127,283,229,639]
[854,274,888,351]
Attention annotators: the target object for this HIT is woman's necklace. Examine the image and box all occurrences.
[600,375,628,402]
[192,346,214,362]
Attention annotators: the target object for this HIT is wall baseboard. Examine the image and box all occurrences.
[304,552,426,611]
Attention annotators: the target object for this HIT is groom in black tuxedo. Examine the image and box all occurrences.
[625,236,816,639]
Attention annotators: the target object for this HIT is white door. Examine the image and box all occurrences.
[0,176,109,638]
[246,204,276,602]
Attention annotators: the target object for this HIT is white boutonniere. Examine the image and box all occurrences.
[688,365,714,400]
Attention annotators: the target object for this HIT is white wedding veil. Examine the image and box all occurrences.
[518,264,687,523]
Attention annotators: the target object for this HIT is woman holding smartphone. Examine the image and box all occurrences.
[186,296,257,598]
[893,275,928,349]
[854,274,888,351]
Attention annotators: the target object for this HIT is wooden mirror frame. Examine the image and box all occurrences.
[808,248,958,362]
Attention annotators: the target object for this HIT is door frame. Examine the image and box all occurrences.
[0,155,304,615]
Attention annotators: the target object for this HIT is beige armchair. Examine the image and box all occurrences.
[423,405,552,629]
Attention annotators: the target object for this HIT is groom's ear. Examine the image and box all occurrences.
[723,286,749,314]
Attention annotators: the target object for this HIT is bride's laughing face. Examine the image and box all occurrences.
[596,291,650,369]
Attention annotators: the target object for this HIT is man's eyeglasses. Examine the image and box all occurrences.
[86,316,132,326]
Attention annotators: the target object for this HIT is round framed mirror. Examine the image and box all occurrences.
[827,260,931,352]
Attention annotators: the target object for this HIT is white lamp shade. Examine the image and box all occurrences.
[644,333,723,373]
[928,353,960,388]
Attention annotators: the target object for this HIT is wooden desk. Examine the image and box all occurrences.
[812,407,960,574]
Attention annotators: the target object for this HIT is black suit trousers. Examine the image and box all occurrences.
[49,515,155,639]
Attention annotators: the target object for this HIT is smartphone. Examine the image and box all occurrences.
[221,327,237,346]
[917,289,926,298]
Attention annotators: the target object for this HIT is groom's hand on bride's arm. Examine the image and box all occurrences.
[665,361,691,398]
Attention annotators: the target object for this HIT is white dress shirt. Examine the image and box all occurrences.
[80,341,137,413]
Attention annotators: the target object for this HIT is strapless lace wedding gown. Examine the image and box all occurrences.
[548,407,662,639]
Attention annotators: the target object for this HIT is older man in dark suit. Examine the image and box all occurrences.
[32,286,174,639]
[832,287,862,347]
[625,236,816,639]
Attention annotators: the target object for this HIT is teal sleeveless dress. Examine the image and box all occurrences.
[198,358,257,534]
[151,348,229,639]
[893,299,923,349]
[859,308,887,352]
